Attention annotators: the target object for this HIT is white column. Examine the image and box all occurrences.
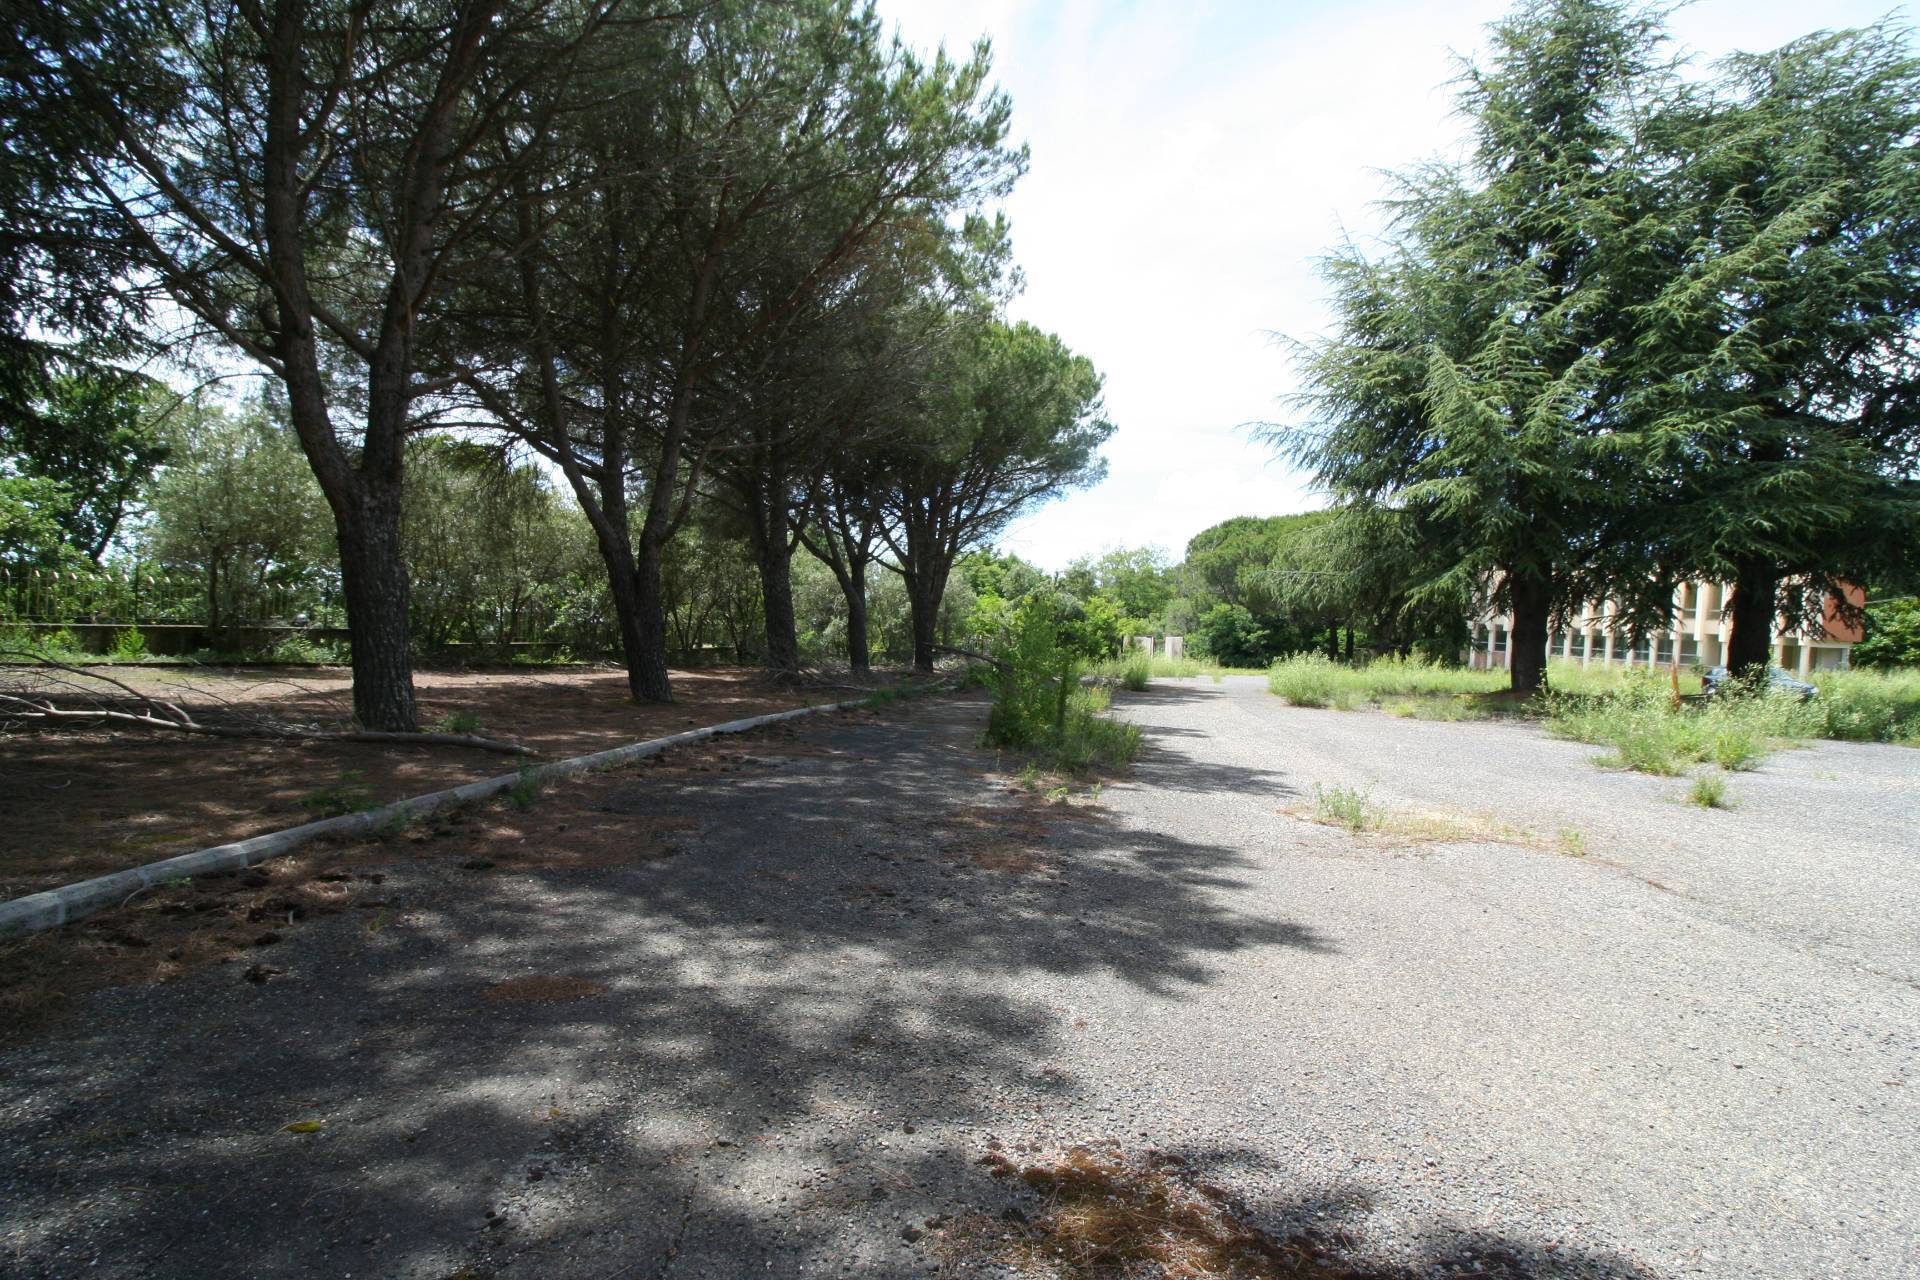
[1798,641,1814,679]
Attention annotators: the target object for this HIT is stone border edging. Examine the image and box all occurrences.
[0,698,868,940]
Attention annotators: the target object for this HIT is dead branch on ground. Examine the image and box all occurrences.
[0,653,534,756]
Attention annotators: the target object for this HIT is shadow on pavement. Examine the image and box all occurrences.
[0,697,1650,1279]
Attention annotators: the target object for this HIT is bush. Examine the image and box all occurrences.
[110,626,149,660]
[1117,650,1152,691]
[1194,603,1268,668]
[983,595,1140,774]
[269,632,347,664]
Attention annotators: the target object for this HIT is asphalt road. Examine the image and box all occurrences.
[1,682,1914,1279]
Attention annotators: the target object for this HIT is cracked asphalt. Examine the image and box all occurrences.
[1,680,1914,1279]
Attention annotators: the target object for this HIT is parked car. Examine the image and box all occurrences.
[1702,665,1819,700]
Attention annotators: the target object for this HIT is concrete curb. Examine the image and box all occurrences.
[0,698,868,941]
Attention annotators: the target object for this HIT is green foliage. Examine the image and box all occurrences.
[1854,600,1920,670]
[1116,651,1152,692]
[1194,604,1268,668]
[268,633,347,664]
[981,593,1140,774]
[109,626,147,660]
[143,397,336,636]
[983,595,1077,751]
[1,369,171,563]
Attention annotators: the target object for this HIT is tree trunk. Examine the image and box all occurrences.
[1507,571,1551,695]
[907,570,942,672]
[333,486,418,731]
[1344,627,1354,662]
[626,537,674,702]
[586,512,674,704]
[755,532,800,676]
[845,559,871,671]
[1725,558,1779,677]
[1325,624,1339,661]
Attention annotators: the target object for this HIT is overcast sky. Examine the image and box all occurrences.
[870,0,1911,570]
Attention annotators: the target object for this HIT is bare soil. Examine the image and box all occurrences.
[0,707,874,1041]
[0,664,862,902]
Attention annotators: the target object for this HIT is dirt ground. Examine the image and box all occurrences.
[0,664,885,902]
[0,707,887,1042]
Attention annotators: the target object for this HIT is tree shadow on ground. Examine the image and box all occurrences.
[0,699,1648,1279]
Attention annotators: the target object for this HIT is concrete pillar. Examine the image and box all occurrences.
[1798,641,1814,679]
[1164,635,1184,661]
[1691,579,1711,658]
[1602,624,1616,667]
[1501,618,1513,672]
[1132,635,1154,657]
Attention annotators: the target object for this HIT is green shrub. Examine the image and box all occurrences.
[983,595,1140,774]
[110,626,149,660]
[1118,650,1151,691]
[1194,603,1268,667]
[269,632,346,664]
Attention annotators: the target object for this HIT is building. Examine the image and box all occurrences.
[1465,580,1863,676]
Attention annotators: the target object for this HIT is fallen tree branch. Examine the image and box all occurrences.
[0,695,535,756]
[932,644,1011,672]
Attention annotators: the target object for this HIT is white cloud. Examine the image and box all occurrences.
[874,0,1911,568]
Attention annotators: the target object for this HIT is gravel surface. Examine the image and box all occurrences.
[1,683,1914,1279]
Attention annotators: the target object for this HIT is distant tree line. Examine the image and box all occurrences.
[1274,0,1920,692]
[1,0,1112,728]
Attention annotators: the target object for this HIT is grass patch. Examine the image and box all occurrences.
[1808,667,1920,743]
[1309,783,1379,833]
[436,708,485,735]
[1296,783,1531,846]
[295,770,377,818]
[1088,653,1263,684]
[506,765,544,811]
[1542,675,1822,774]
[1687,772,1731,809]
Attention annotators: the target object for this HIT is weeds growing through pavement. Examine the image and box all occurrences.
[1688,772,1730,809]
